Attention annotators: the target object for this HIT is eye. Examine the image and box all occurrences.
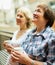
[35,9,41,13]
[17,15,23,18]
[20,15,23,18]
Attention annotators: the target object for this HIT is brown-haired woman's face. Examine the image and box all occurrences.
[16,11,27,27]
[33,7,47,27]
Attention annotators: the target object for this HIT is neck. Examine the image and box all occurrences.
[20,25,28,31]
[36,25,46,33]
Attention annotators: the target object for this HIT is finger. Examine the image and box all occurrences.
[11,54,19,61]
[7,45,13,49]
[11,51,20,58]
[3,43,7,47]
[7,44,14,48]
[12,50,21,55]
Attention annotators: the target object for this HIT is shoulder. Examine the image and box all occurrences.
[13,30,19,35]
[47,27,55,44]
[44,27,55,37]
[42,27,55,39]
[12,30,19,38]
[49,27,55,38]
[26,29,33,33]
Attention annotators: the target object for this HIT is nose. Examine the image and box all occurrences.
[16,16,20,19]
[16,16,21,22]
[33,11,37,17]
[33,11,37,15]
[33,11,37,18]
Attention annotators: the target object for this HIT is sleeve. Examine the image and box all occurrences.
[43,35,55,65]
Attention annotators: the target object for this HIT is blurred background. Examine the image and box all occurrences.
[0,0,55,65]
[0,0,55,26]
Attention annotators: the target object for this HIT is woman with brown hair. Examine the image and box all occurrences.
[11,4,55,65]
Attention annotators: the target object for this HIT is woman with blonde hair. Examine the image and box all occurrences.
[3,6,33,65]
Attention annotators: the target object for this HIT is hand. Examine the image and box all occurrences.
[3,41,8,48]
[3,41,14,53]
[11,50,32,65]
[6,44,14,53]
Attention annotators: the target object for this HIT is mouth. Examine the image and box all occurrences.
[32,14,38,22]
[16,19,21,24]
[33,14,38,19]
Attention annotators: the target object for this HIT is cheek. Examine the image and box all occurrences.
[32,18,38,23]
[40,14,44,20]
[33,19,38,25]
[39,15,44,22]
[40,17,45,22]
[22,19,27,24]
[20,20,24,25]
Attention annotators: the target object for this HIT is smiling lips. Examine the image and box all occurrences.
[16,19,22,24]
[33,14,38,19]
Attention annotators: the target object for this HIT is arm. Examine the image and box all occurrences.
[11,50,44,65]
[10,39,55,65]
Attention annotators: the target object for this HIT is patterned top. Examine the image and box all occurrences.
[21,26,55,65]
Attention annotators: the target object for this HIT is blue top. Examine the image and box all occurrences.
[21,26,55,65]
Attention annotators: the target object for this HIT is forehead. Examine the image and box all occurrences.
[35,6,44,12]
[36,6,43,10]
[36,4,48,12]
[17,11,24,15]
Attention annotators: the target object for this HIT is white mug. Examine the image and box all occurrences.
[14,47,26,53]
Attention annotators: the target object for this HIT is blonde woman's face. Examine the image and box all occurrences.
[16,11,27,27]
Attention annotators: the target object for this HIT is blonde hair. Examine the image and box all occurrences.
[17,7,33,28]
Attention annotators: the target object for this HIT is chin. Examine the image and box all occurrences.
[32,19,37,22]
[16,23,20,25]
[32,19,35,22]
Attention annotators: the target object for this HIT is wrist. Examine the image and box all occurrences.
[31,60,34,65]
[26,58,34,65]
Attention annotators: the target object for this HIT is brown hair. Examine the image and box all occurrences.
[37,4,55,27]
